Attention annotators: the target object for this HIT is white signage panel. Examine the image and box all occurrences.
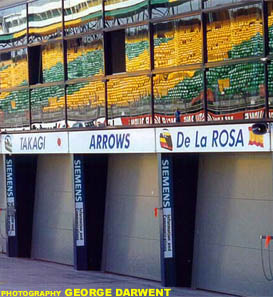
[1,124,271,154]
[2,132,69,154]
[69,128,156,153]
[163,207,173,258]
[156,124,270,153]
[75,202,85,247]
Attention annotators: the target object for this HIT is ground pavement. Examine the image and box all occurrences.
[0,254,235,297]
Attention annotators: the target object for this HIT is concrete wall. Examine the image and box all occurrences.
[103,154,161,281]
[0,156,6,253]
[31,155,73,265]
[192,153,273,296]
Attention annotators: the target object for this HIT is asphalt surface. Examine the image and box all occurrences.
[0,254,236,297]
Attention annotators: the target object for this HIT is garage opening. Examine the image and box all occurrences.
[73,154,108,270]
[173,154,199,287]
[160,153,199,287]
[5,155,37,258]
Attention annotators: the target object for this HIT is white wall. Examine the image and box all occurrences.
[193,153,273,296]
[31,155,74,265]
[103,154,161,281]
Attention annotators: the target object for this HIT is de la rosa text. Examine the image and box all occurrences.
[176,128,244,148]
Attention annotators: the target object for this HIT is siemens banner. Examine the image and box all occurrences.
[161,155,174,259]
[69,129,155,154]
[2,132,69,154]
[5,156,16,237]
[156,124,271,153]
[73,156,86,247]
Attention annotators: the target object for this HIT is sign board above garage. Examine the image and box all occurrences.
[0,124,272,154]
[1,132,69,154]
[156,124,271,153]
[69,128,155,154]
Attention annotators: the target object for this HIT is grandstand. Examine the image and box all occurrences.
[0,0,268,127]
[0,49,28,89]
[154,16,202,67]
[125,26,150,72]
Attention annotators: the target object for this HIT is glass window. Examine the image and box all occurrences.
[107,76,151,126]
[206,4,263,62]
[67,81,105,127]
[154,70,204,123]
[42,42,64,83]
[64,0,102,35]
[151,0,201,18]
[0,4,27,49]
[154,16,202,69]
[28,0,62,43]
[105,30,126,74]
[0,48,28,89]
[0,89,29,129]
[206,62,265,121]
[204,0,247,9]
[67,34,104,80]
[31,85,65,128]
[126,26,150,72]
[105,0,148,28]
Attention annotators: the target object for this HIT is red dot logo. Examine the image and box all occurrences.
[57,138,62,147]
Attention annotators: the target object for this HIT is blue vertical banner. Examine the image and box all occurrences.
[5,155,18,257]
[160,154,176,287]
[73,155,88,270]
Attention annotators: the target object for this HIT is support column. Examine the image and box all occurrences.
[158,154,176,287]
[73,155,88,270]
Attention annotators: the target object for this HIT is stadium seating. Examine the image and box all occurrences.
[126,39,150,72]
[0,59,28,89]
[207,14,263,61]
[154,71,203,102]
[66,81,105,110]
[67,46,104,79]
[206,63,264,98]
[108,76,150,107]
[42,45,64,83]
[154,24,202,67]
[0,90,29,114]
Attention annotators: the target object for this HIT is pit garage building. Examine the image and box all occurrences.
[0,0,272,296]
